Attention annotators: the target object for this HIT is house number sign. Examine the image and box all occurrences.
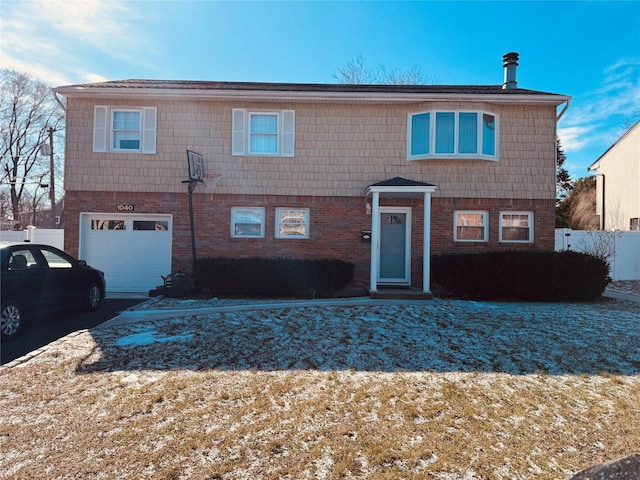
[117,204,135,211]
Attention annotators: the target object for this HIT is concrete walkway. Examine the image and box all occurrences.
[99,281,640,330]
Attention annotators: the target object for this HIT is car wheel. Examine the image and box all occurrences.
[86,283,102,311]
[1,300,24,340]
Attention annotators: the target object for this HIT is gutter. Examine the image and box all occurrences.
[52,86,571,106]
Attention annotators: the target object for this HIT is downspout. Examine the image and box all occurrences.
[52,90,67,112]
[557,98,570,122]
[599,173,605,230]
[588,166,605,230]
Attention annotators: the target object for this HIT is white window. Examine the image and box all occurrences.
[454,211,488,242]
[275,208,309,239]
[500,211,534,243]
[232,109,295,157]
[231,207,265,238]
[93,106,156,154]
[408,110,498,161]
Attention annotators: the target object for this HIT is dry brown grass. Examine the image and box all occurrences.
[1,300,639,479]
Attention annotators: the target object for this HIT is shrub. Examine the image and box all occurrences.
[431,251,611,301]
[193,257,355,298]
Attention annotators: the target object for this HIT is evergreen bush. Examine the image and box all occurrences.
[431,251,610,301]
[193,257,355,298]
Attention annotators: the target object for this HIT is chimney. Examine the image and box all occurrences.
[502,52,519,89]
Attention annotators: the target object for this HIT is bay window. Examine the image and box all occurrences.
[408,110,498,160]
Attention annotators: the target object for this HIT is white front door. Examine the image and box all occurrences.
[377,207,411,285]
[79,213,172,293]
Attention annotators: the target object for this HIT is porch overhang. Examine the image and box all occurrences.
[365,177,437,295]
[364,177,437,198]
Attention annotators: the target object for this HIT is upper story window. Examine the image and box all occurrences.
[408,110,498,161]
[93,106,157,154]
[232,109,295,157]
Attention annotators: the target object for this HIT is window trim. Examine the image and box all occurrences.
[454,210,489,242]
[230,207,265,238]
[407,109,498,161]
[499,211,534,243]
[232,108,295,157]
[275,208,309,239]
[93,105,156,154]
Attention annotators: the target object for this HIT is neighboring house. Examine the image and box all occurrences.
[588,120,640,231]
[53,52,570,294]
[14,197,65,230]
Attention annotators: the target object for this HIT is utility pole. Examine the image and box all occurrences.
[48,127,56,227]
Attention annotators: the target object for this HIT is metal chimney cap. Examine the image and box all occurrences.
[502,52,519,89]
[502,52,519,65]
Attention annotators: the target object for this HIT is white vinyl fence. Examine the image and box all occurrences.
[555,229,640,281]
[0,226,64,250]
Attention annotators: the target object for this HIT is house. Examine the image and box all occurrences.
[588,120,640,230]
[52,52,570,294]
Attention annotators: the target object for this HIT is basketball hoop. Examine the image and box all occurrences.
[202,173,221,188]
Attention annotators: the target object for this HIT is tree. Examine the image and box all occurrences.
[555,138,573,227]
[556,139,571,203]
[557,176,598,230]
[0,69,64,229]
[334,54,434,85]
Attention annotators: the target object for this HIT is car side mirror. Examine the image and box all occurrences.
[78,260,87,268]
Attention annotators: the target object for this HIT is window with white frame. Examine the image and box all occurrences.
[232,109,295,157]
[454,211,488,242]
[408,110,498,161]
[275,208,309,239]
[93,106,157,154]
[231,207,265,238]
[500,211,534,243]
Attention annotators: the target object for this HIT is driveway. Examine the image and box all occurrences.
[0,298,145,365]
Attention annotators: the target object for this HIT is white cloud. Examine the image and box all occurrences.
[83,73,109,84]
[559,57,640,155]
[557,126,591,152]
[0,0,157,85]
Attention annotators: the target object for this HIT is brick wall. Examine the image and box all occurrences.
[65,191,554,289]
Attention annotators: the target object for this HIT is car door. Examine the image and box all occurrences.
[36,246,84,310]
[3,247,48,312]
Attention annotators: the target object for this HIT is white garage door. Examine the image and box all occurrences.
[80,213,172,293]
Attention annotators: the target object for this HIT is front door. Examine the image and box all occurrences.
[378,208,411,284]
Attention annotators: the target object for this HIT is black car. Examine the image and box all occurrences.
[0,243,106,340]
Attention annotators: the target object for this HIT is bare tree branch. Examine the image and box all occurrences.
[0,69,64,227]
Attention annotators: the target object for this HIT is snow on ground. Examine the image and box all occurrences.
[79,295,640,375]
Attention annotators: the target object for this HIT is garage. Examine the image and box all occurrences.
[79,213,172,293]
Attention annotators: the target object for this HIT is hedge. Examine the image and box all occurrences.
[193,257,354,298]
[431,251,611,301]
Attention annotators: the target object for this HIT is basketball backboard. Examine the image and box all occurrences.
[187,150,204,182]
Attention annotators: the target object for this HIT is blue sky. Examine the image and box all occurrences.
[1,0,639,181]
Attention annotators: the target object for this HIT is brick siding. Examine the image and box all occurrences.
[65,191,554,289]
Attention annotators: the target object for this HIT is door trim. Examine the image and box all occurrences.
[377,206,411,285]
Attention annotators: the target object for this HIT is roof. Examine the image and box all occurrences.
[369,177,436,188]
[365,177,437,198]
[588,119,640,171]
[53,79,570,105]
